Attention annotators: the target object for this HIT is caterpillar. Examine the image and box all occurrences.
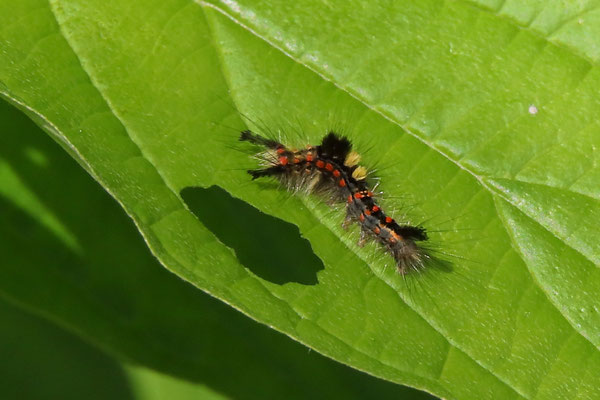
[240,130,430,275]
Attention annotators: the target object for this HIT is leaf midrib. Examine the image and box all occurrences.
[200,5,529,396]
[29,2,468,398]
[36,0,593,397]
[200,0,593,251]
[200,0,600,356]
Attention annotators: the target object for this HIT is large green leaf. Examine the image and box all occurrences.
[1,0,599,398]
[0,95,428,398]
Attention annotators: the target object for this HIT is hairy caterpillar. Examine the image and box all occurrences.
[240,130,431,274]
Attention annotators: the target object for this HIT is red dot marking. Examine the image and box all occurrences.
[339,179,346,187]
[276,148,285,154]
[279,156,288,166]
[385,216,393,224]
[306,153,313,162]
[359,214,365,222]
[293,157,301,164]
[325,163,334,171]
[367,191,374,197]
[373,226,381,234]
[354,192,363,199]
[364,209,371,216]
[316,160,325,168]
[372,205,380,212]
[347,195,353,203]
[333,170,341,178]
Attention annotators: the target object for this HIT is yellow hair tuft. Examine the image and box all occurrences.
[344,151,361,167]
[352,166,368,181]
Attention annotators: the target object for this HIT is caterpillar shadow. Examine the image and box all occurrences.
[181,186,323,285]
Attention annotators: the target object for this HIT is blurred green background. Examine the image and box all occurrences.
[0,98,434,399]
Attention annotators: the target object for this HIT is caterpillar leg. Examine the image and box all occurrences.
[357,230,369,247]
[342,215,353,230]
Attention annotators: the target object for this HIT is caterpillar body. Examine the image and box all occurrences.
[240,130,431,275]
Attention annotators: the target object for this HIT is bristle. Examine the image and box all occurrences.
[306,172,322,192]
[391,239,428,275]
[240,130,281,149]
[396,225,428,241]
[247,165,284,179]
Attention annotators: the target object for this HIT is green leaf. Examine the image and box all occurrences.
[1,0,599,398]
[123,364,227,400]
[0,95,429,398]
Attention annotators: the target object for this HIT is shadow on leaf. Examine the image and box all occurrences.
[181,185,323,285]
